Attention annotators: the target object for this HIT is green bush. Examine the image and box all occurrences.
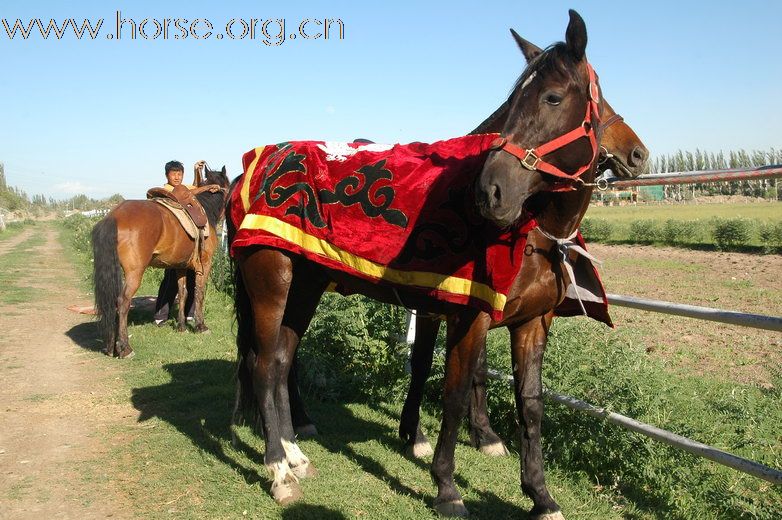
[759,221,782,253]
[580,218,614,242]
[297,293,410,402]
[661,219,696,245]
[209,246,234,297]
[628,219,660,243]
[712,218,752,250]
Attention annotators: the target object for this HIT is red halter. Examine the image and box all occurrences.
[489,62,601,188]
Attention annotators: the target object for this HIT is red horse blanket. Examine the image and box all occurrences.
[229,134,610,324]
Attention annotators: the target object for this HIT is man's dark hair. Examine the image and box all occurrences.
[165,160,185,175]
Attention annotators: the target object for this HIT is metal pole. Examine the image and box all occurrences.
[607,294,782,332]
[485,368,782,485]
[607,165,782,188]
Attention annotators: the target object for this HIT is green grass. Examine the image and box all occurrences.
[586,202,781,223]
[62,215,782,519]
[0,229,50,304]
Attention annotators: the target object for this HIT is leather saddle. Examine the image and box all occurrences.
[147,185,208,228]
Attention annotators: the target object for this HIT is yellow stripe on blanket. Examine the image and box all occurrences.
[239,213,507,314]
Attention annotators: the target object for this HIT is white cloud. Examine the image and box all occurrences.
[325,105,336,115]
[53,181,101,195]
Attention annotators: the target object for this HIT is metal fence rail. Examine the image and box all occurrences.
[607,294,782,332]
[485,368,782,485]
[606,164,782,188]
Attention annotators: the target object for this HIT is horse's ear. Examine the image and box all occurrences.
[510,29,542,64]
[565,9,587,61]
[221,166,226,174]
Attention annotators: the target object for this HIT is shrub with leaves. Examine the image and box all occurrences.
[628,219,660,243]
[759,221,782,253]
[580,218,614,242]
[297,293,410,402]
[712,218,752,250]
[661,219,696,245]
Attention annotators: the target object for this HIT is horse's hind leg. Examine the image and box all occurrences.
[399,315,440,458]
[510,312,562,520]
[175,269,188,332]
[277,265,328,477]
[240,250,326,504]
[116,268,143,358]
[469,343,510,456]
[240,250,299,504]
[193,255,213,333]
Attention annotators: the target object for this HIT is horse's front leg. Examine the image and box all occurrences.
[510,312,562,520]
[431,310,490,518]
[115,268,142,358]
[468,342,510,456]
[175,269,188,332]
[399,315,440,458]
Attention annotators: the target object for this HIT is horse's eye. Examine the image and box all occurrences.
[544,93,563,106]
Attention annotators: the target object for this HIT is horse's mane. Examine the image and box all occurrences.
[473,43,580,136]
[196,169,229,229]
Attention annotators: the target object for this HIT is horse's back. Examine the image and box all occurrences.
[109,200,193,269]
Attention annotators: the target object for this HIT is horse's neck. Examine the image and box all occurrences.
[470,100,510,135]
[535,187,593,239]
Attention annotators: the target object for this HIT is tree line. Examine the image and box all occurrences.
[0,162,124,216]
[649,148,780,199]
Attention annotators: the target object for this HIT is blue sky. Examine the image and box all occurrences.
[1,0,781,200]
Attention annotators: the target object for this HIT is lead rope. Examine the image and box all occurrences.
[534,226,603,316]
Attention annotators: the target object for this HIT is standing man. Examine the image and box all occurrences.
[152,160,205,325]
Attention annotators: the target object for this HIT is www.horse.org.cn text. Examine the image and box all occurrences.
[1,11,345,46]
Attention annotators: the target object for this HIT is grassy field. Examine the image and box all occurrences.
[585,201,781,223]
[57,218,781,519]
[582,201,781,249]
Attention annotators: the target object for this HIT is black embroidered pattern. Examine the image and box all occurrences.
[254,144,327,228]
[319,159,408,228]
[396,186,483,264]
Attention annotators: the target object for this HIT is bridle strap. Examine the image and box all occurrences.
[491,62,601,183]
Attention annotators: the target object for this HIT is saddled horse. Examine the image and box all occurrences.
[230,10,608,518]
[91,166,230,358]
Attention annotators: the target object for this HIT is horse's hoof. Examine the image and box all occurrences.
[478,441,509,457]
[176,326,186,333]
[434,499,469,518]
[405,440,434,459]
[196,326,211,334]
[117,349,134,359]
[295,424,318,439]
[271,480,303,506]
[291,462,318,479]
[531,512,565,520]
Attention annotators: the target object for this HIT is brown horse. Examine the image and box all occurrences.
[231,10,606,518]
[394,36,650,462]
[91,166,230,358]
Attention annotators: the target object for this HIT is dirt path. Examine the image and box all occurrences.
[0,228,34,256]
[0,224,135,519]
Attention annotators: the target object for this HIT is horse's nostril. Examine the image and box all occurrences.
[629,146,648,167]
[488,184,502,207]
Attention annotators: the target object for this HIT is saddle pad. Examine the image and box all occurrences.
[153,198,210,239]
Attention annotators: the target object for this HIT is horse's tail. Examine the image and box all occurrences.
[91,216,122,349]
[226,182,262,433]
